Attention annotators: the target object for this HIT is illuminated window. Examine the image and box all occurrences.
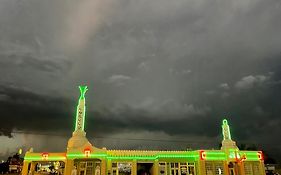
[188,163,196,175]
[112,162,132,175]
[170,163,180,175]
[34,161,65,174]
[166,162,196,175]
[180,163,187,175]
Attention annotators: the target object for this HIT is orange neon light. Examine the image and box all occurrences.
[84,149,91,157]
[258,151,263,161]
[42,153,49,160]
[200,150,206,160]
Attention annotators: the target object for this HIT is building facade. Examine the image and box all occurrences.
[22,86,266,175]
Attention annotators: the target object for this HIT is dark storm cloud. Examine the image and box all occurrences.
[1,0,281,161]
[0,84,215,138]
[0,85,74,137]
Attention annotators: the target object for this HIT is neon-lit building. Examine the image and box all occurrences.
[22,86,266,175]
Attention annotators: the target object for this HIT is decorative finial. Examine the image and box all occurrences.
[79,86,88,99]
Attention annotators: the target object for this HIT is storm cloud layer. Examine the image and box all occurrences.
[1,0,281,161]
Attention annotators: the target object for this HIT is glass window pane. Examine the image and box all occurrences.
[118,162,132,175]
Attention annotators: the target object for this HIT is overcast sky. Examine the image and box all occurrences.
[0,0,281,161]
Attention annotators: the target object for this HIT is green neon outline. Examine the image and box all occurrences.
[204,151,226,161]
[79,86,88,100]
[66,152,198,161]
[24,151,261,162]
[24,156,66,161]
[108,156,156,160]
[67,153,107,159]
[81,106,86,131]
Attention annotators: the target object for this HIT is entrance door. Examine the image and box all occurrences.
[228,162,236,175]
[137,163,153,175]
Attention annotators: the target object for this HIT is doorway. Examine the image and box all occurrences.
[137,163,153,175]
[228,162,236,175]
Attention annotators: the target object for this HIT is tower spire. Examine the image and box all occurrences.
[74,86,88,132]
[222,119,232,140]
[68,85,99,151]
[221,118,238,150]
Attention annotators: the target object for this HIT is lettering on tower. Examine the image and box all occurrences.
[75,86,88,131]
[77,108,83,130]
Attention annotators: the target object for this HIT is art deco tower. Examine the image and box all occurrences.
[221,119,238,150]
[67,86,92,151]
[74,86,88,135]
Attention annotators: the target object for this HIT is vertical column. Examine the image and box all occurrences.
[153,160,159,175]
[101,159,107,175]
[64,159,74,175]
[223,161,229,175]
[132,160,137,175]
[21,161,30,175]
[235,163,240,175]
[28,162,36,175]
[198,160,206,175]
[107,159,112,175]
[239,162,245,175]
[166,163,171,175]
[259,161,266,175]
